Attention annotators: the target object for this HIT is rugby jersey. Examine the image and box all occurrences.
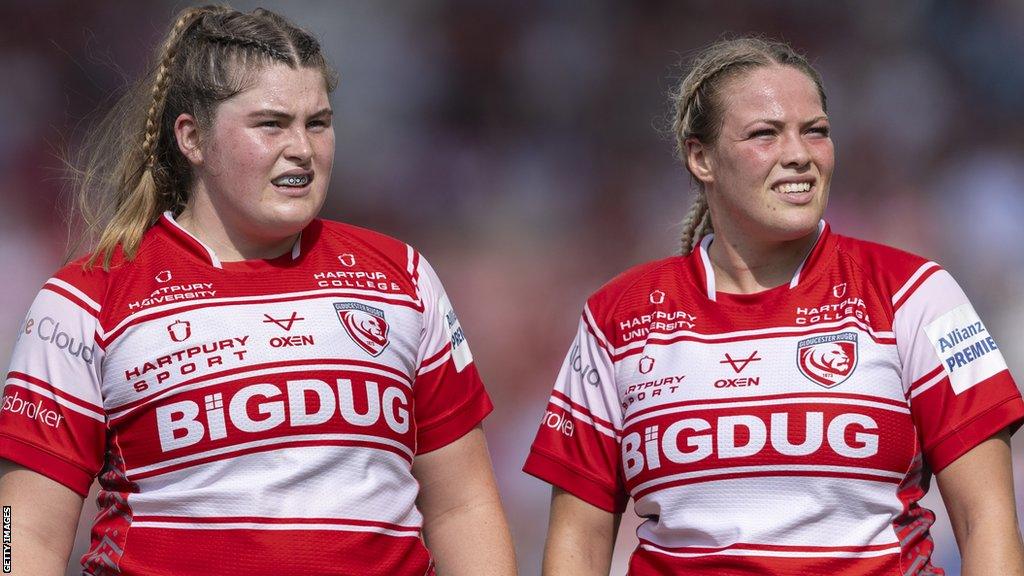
[524,221,1023,575]
[0,212,492,576]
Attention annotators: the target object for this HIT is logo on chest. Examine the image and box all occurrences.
[797,332,858,388]
[334,302,390,356]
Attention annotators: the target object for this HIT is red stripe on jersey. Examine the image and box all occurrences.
[109,358,413,417]
[6,371,105,414]
[127,438,414,481]
[623,391,909,427]
[0,434,97,497]
[892,265,941,312]
[101,290,422,347]
[629,545,900,576]
[622,403,915,495]
[42,283,100,317]
[418,343,452,373]
[551,389,619,433]
[93,525,433,576]
[581,310,612,353]
[611,322,895,361]
[638,539,899,554]
[907,365,944,395]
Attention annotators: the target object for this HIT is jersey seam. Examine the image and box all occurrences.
[923,393,1019,457]
[415,384,486,433]
[528,445,620,496]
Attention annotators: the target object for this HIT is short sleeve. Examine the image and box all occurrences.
[895,265,1024,473]
[523,305,627,513]
[411,255,492,454]
[0,280,106,496]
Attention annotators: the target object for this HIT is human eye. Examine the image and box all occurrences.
[748,127,776,139]
[807,125,830,137]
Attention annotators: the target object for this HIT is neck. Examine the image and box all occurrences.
[706,224,819,295]
[176,195,298,262]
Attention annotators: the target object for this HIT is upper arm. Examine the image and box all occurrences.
[543,486,620,575]
[412,426,502,520]
[936,430,1019,540]
[0,460,84,575]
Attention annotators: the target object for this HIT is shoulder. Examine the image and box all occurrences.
[833,233,941,302]
[316,219,414,265]
[585,255,685,322]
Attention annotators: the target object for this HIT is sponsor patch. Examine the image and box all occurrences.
[335,302,390,356]
[797,332,858,388]
[924,303,1006,395]
[439,294,472,372]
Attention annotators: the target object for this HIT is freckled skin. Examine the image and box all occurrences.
[183,64,335,256]
[702,65,835,245]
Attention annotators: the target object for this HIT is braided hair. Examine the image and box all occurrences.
[671,37,826,254]
[70,6,338,269]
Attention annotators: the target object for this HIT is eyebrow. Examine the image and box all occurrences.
[247,107,334,120]
[743,115,829,129]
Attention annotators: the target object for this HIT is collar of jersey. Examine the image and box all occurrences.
[690,220,833,305]
[157,211,309,271]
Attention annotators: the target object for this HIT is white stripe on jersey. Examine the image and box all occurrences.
[583,303,613,351]
[699,235,716,301]
[100,289,421,344]
[633,464,905,494]
[909,369,947,399]
[4,379,105,422]
[891,261,940,306]
[634,475,903,551]
[640,543,901,559]
[130,520,420,537]
[45,278,102,313]
[550,395,620,439]
[612,318,895,357]
[107,361,412,420]
[126,433,414,477]
[623,396,910,429]
[417,349,451,376]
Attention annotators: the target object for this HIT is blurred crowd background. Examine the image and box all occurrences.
[2,1,1022,574]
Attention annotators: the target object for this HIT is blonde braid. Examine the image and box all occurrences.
[142,7,208,168]
[679,193,712,254]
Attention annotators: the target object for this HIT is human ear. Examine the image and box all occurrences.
[685,137,714,186]
[174,113,203,165]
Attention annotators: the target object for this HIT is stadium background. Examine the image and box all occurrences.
[1,1,1022,574]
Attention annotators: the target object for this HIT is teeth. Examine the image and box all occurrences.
[274,175,310,187]
[775,182,812,194]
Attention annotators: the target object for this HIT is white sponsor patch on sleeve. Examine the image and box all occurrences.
[924,303,1007,395]
[439,294,473,372]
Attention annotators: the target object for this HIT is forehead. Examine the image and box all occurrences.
[220,63,330,115]
[718,65,823,123]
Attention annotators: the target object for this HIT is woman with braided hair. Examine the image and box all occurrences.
[525,36,1024,574]
[0,6,515,575]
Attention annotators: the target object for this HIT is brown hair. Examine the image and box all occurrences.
[671,36,826,253]
[68,5,338,269]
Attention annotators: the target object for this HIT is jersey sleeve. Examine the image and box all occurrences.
[0,279,106,496]
[523,305,627,513]
[894,263,1024,473]
[411,254,492,454]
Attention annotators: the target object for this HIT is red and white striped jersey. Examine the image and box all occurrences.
[0,213,492,576]
[525,221,1023,575]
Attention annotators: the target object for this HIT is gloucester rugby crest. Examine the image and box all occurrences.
[797,332,857,388]
[334,302,390,356]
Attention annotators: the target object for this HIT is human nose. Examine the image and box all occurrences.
[285,127,313,164]
[780,131,811,168]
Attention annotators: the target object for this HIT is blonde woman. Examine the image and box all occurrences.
[0,6,515,575]
[525,37,1024,575]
